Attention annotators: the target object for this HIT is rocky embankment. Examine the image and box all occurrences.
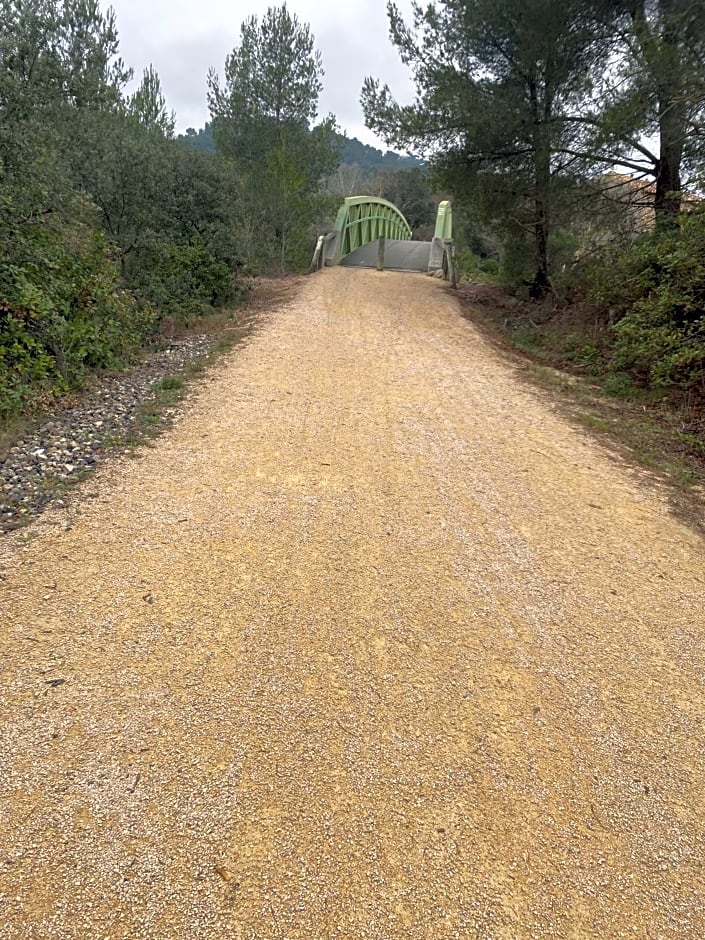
[1,335,221,532]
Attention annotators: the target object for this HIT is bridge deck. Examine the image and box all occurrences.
[340,238,432,272]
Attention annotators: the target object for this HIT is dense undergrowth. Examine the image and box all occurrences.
[456,200,705,411]
[0,3,248,422]
[0,206,247,421]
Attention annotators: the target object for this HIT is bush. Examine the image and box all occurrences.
[582,207,705,391]
[126,241,237,326]
[454,250,478,280]
[562,334,606,375]
[0,225,156,418]
[603,373,636,399]
[479,256,500,276]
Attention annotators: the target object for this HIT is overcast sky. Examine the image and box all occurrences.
[108,0,417,149]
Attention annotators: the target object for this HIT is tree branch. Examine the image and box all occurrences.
[557,148,657,176]
[553,116,659,164]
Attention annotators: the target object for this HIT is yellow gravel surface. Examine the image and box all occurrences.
[1,268,704,939]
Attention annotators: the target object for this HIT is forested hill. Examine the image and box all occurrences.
[178,124,421,171]
[333,134,422,171]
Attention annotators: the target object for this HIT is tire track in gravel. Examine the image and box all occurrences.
[1,267,704,939]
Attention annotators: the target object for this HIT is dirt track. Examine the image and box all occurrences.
[1,268,704,939]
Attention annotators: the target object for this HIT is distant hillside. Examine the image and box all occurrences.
[178,124,216,153]
[177,124,422,171]
[332,133,422,171]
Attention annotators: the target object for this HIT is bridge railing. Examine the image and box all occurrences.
[322,196,413,266]
[310,197,455,279]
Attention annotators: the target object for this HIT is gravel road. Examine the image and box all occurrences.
[1,268,704,939]
[1,324,255,532]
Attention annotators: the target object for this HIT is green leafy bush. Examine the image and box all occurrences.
[479,256,500,277]
[583,208,705,391]
[0,226,156,417]
[603,373,636,399]
[454,250,478,280]
[562,334,606,375]
[126,241,237,326]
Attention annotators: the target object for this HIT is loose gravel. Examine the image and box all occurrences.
[1,268,704,938]
[1,334,235,531]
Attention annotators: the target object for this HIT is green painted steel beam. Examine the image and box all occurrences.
[329,195,413,264]
[323,196,453,269]
[434,200,453,241]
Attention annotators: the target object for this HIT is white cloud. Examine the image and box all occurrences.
[109,0,417,148]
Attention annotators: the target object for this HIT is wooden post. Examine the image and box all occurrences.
[377,236,386,272]
[444,240,458,289]
[448,243,458,289]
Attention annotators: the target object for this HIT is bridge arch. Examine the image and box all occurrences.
[324,196,413,266]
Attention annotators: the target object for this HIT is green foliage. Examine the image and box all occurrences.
[500,235,537,293]
[0,226,155,416]
[363,0,705,288]
[331,133,421,172]
[603,373,636,399]
[454,250,478,280]
[479,257,500,277]
[561,335,605,375]
[0,1,252,422]
[152,375,186,407]
[362,0,611,293]
[510,328,543,356]
[127,242,236,325]
[179,124,422,176]
[128,65,175,138]
[207,3,331,180]
[155,376,185,392]
[208,4,339,271]
[589,0,705,221]
[583,207,705,390]
[178,123,216,153]
[208,4,322,152]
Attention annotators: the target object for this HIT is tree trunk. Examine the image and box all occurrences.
[531,193,550,298]
[530,80,551,298]
[630,0,686,226]
[654,0,686,226]
[654,123,683,224]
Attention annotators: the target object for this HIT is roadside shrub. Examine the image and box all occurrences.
[126,241,236,325]
[0,225,156,418]
[562,334,606,375]
[603,373,636,399]
[454,249,478,280]
[501,234,535,291]
[582,207,705,391]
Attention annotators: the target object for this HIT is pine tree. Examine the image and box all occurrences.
[362,0,610,294]
[207,4,338,269]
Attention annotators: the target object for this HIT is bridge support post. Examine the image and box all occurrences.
[377,236,386,272]
[309,235,325,274]
[444,240,458,289]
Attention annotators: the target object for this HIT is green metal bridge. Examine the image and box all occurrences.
[314,196,453,275]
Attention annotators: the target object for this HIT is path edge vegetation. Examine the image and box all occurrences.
[0,278,301,539]
[361,0,705,522]
[455,281,705,537]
